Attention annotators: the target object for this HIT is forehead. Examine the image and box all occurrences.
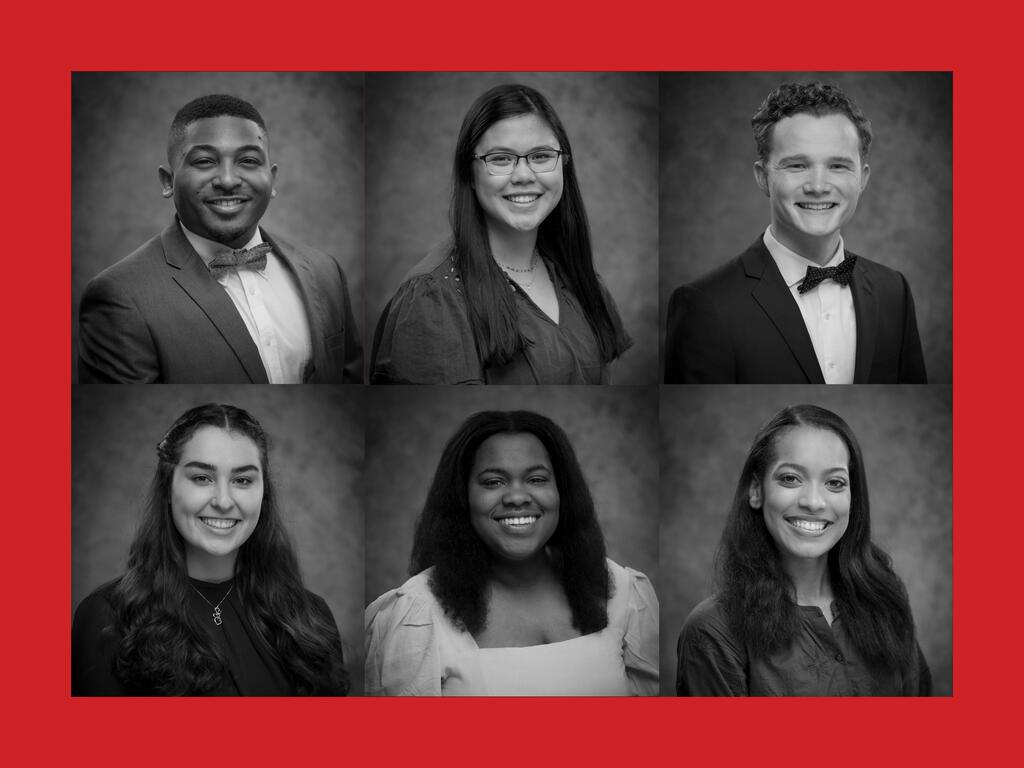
[476,114,558,151]
[768,113,862,160]
[175,115,268,158]
[472,432,552,469]
[771,426,849,468]
[179,425,261,464]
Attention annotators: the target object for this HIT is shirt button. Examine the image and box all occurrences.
[828,361,836,369]
[824,312,831,320]
[834,653,844,663]
[249,286,256,296]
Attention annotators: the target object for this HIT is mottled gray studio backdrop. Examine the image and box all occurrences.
[364,387,660,608]
[659,72,952,382]
[71,72,366,382]
[365,73,659,384]
[660,385,952,696]
[72,385,366,694]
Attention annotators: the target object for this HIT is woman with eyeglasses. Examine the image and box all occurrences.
[72,404,349,696]
[371,83,632,384]
[365,410,659,695]
[676,404,931,696]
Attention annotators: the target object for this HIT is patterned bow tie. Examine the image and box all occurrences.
[798,254,857,294]
[207,243,273,278]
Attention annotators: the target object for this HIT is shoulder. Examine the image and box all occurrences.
[264,229,349,282]
[849,249,912,287]
[73,578,122,635]
[84,232,168,296]
[606,559,658,615]
[681,242,763,296]
[679,595,738,648]
[365,569,440,634]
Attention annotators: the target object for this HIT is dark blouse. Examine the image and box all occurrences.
[71,577,346,696]
[370,244,632,384]
[676,595,932,696]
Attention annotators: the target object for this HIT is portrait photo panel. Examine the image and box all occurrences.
[659,72,952,382]
[660,384,952,696]
[365,72,659,384]
[72,384,366,693]
[71,71,365,382]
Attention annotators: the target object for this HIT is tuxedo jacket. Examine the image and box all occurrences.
[79,221,362,383]
[664,239,927,384]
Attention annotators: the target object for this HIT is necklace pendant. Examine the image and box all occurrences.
[213,606,223,626]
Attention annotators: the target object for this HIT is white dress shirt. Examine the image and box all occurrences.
[763,227,856,385]
[181,223,312,384]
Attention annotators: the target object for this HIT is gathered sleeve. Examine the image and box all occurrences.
[371,273,484,385]
[364,584,444,696]
[675,596,748,696]
[622,567,660,696]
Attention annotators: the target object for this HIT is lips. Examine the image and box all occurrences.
[200,517,240,531]
[796,202,838,211]
[204,196,250,213]
[785,517,832,534]
[504,193,541,205]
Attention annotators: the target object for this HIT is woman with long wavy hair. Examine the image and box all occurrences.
[365,410,658,695]
[371,83,632,384]
[72,404,349,696]
[676,404,930,696]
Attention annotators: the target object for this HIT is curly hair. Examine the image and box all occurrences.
[409,410,610,636]
[449,84,627,370]
[167,94,267,165]
[751,81,873,161]
[716,404,917,673]
[109,403,348,695]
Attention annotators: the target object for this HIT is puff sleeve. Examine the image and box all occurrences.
[622,567,660,696]
[364,583,444,696]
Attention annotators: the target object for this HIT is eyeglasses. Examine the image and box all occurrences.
[474,149,567,176]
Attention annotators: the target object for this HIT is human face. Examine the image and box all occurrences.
[171,426,264,577]
[159,116,277,249]
[472,114,564,237]
[468,432,560,564]
[754,113,870,263]
[749,426,851,565]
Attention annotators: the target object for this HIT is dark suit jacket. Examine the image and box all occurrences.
[664,239,927,384]
[79,221,362,383]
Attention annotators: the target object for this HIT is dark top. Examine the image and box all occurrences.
[676,595,932,696]
[664,238,927,384]
[72,577,346,696]
[371,244,632,384]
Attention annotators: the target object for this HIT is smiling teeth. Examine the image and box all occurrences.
[790,519,827,532]
[210,200,243,209]
[798,203,836,210]
[500,515,538,527]
[506,195,540,204]
[201,518,238,529]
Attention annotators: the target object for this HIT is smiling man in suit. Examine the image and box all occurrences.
[79,94,362,383]
[665,82,926,384]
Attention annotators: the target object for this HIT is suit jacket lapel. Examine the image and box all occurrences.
[744,240,826,384]
[849,252,877,384]
[263,230,328,382]
[160,222,270,384]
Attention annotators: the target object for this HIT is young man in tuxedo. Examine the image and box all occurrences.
[665,82,926,384]
[79,94,362,383]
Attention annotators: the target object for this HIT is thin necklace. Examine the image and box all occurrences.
[497,251,540,288]
[190,582,234,626]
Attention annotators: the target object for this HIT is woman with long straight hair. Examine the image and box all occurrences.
[371,83,632,384]
[676,404,931,696]
[365,410,658,695]
[72,404,349,695]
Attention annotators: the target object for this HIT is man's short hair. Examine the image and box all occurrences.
[751,82,873,161]
[166,94,267,165]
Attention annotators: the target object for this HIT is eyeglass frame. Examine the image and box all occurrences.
[473,149,570,176]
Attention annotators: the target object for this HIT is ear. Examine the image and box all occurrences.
[270,163,278,198]
[748,478,763,509]
[859,162,871,192]
[753,160,770,197]
[158,166,174,198]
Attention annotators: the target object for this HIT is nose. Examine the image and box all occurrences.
[213,160,241,191]
[210,479,235,511]
[502,481,531,508]
[799,484,828,513]
[803,166,832,195]
[510,155,536,182]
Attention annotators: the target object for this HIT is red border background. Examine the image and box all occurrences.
[4,0,1015,763]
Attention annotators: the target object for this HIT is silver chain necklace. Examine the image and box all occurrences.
[190,583,234,626]
[499,251,541,289]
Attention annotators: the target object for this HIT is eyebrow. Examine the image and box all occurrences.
[477,464,552,476]
[185,144,267,157]
[776,153,856,164]
[183,461,260,474]
[481,144,558,154]
[775,462,848,474]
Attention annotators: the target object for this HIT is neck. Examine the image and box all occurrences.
[771,223,840,267]
[488,550,555,589]
[780,554,833,606]
[487,226,538,269]
[185,548,236,583]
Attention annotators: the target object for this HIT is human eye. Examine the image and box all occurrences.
[189,473,213,485]
[826,476,849,492]
[479,476,505,489]
[486,153,515,167]
[238,156,263,167]
[783,162,807,172]
[233,475,256,488]
[776,472,802,487]
[527,474,550,485]
[191,156,216,168]
[529,150,557,162]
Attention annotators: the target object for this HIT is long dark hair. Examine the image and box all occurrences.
[716,404,917,672]
[450,83,625,369]
[109,404,348,695]
[409,410,610,636]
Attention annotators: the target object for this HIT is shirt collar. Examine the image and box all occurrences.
[179,220,267,270]
[763,226,847,289]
